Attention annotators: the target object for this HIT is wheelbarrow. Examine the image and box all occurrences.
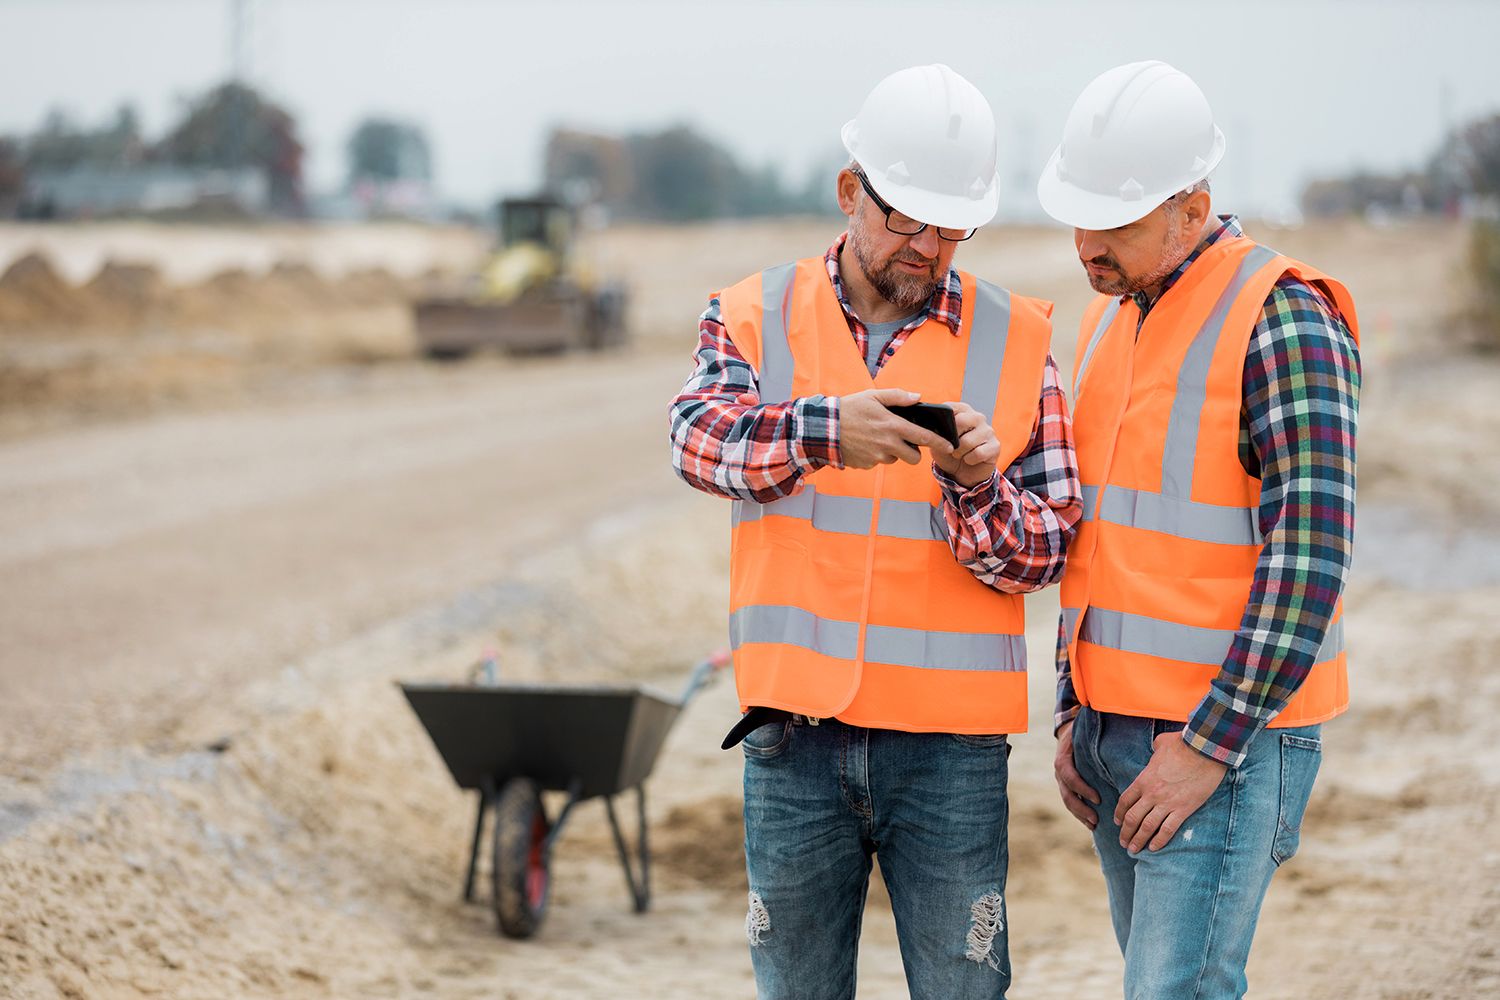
[399,650,729,938]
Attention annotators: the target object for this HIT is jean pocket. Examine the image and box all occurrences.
[951,733,1009,749]
[1272,733,1323,866]
[742,720,792,759]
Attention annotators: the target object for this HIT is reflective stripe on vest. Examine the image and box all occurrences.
[1074,296,1121,398]
[960,280,1012,425]
[1161,244,1278,497]
[758,261,798,404]
[1079,484,1262,546]
[732,484,947,542]
[730,604,1026,672]
[753,266,1014,418]
[1074,606,1345,666]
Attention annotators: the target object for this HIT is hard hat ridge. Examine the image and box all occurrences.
[841,64,1001,231]
[1038,61,1226,230]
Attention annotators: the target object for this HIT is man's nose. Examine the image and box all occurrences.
[1076,229,1109,262]
[908,225,942,259]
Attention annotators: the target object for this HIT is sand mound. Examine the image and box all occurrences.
[0,252,87,328]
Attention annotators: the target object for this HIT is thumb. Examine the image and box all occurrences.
[868,387,921,406]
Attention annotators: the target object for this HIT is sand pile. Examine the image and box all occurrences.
[0,251,427,432]
[0,253,91,328]
[0,251,418,343]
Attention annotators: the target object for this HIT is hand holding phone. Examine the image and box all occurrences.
[884,402,960,448]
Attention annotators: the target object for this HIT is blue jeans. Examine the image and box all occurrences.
[1070,707,1323,1000]
[741,717,1012,1000]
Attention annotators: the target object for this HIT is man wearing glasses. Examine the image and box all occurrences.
[669,65,1080,999]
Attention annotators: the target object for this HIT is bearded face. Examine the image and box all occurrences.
[1082,203,1199,297]
[846,207,944,312]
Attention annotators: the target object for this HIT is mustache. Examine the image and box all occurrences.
[1082,252,1121,272]
[890,249,938,270]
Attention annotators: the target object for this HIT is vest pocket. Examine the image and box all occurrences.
[1272,733,1323,866]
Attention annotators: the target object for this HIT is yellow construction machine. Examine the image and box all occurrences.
[414,197,626,358]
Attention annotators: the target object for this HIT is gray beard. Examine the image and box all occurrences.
[848,215,942,311]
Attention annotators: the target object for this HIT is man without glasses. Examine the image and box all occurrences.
[1039,61,1361,999]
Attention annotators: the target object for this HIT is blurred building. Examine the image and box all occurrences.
[3,85,303,220]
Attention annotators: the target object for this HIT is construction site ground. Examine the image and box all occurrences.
[0,219,1496,999]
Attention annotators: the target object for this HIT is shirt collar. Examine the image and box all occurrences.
[824,233,964,336]
[1130,213,1243,314]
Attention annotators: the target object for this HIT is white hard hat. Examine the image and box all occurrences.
[1037,61,1225,231]
[841,64,1000,231]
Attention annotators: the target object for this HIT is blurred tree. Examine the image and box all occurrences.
[347,118,431,185]
[23,105,146,172]
[1438,113,1500,197]
[159,82,304,215]
[541,124,825,221]
[1470,220,1500,348]
[543,129,632,206]
[626,125,737,220]
[1301,171,1435,218]
[0,138,24,217]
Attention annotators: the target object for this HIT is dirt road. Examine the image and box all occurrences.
[2,219,1498,999]
[0,353,704,773]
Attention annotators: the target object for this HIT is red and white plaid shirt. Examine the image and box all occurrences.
[669,234,1081,593]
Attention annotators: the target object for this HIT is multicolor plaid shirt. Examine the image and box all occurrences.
[670,234,1081,594]
[1055,216,1361,767]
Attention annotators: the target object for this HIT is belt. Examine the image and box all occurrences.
[721,706,820,749]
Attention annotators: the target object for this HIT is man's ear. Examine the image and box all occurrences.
[836,169,862,218]
[1179,189,1213,238]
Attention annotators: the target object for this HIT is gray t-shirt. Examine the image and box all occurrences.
[862,313,921,376]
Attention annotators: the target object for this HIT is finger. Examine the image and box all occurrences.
[735,392,760,406]
[1114,782,1142,828]
[867,387,922,406]
[961,439,1001,468]
[950,406,983,434]
[1117,802,1144,847]
[887,416,941,450]
[1148,812,1184,852]
[949,426,992,465]
[1126,804,1170,853]
[1058,782,1098,829]
[1059,765,1102,806]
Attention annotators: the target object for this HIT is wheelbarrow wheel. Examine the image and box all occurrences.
[492,776,550,938]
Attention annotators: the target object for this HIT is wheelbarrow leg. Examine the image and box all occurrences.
[464,775,496,902]
[603,783,650,913]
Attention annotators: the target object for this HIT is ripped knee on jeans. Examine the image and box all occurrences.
[965,890,1005,971]
[745,890,771,946]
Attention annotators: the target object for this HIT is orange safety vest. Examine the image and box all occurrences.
[1059,238,1359,727]
[718,256,1053,733]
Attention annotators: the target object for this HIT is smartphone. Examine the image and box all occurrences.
[885,402,960,448]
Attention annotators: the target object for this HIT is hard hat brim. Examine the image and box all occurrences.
[842,119,1000,231]
[1035,127,1225,231]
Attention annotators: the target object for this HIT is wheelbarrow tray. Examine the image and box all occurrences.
[399,681,682,802]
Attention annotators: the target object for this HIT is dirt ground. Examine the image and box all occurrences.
[0,217,1496,999]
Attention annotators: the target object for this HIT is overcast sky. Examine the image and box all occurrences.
[2,0,1498,217]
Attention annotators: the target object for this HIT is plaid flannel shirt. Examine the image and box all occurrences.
[1055,216,1361,767]
[670,234,1081,594]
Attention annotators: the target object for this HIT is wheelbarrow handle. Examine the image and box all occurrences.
[677,648,732,706]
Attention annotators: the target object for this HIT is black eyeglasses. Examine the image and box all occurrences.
[854,170,978,242]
